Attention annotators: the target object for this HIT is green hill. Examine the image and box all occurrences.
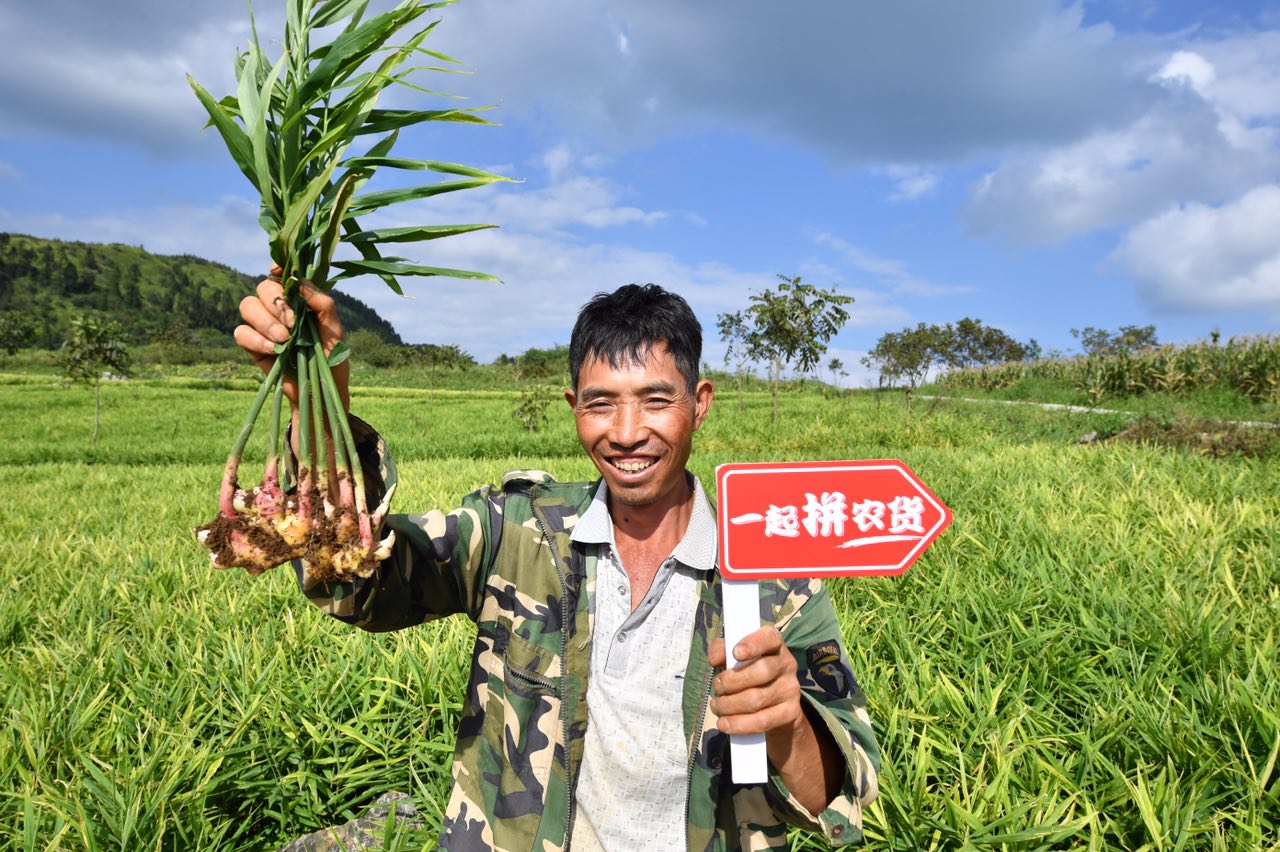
[0,233,403,348]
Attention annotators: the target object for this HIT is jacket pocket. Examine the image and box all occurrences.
[484,625,561,784]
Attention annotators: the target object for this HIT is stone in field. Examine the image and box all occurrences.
[278,792,421,852]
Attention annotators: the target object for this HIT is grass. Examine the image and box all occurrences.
[0,376,1277,850]
[918,379,1280,425]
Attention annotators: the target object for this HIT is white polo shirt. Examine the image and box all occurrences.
[568,475,718,851]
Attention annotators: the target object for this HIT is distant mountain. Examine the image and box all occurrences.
[0,233,403,348]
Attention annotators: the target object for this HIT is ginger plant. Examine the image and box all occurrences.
[192,0,505,578]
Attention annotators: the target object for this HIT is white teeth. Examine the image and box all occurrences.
[615,460,652,472]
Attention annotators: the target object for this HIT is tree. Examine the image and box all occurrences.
[0,311,36,355]
[511,385,554,432]
[943,317,1037,368]
[59,315,130,446]
[1115,324,1158,352]
[827,357,844,389]
[516,344,571,381]
[862,323,941,390]
[346,328,399,368]
[1071,324,1158,356]
[863,318,1037,389]
[401,342,476,397]
[715,310,752,413]
[744,275,853,422]
[152,317,202,365]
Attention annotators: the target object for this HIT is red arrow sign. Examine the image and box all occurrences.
[716,459,952,579]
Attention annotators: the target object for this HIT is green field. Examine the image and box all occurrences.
[1,375,1277,850]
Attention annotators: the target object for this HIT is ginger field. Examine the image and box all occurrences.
[0,374,1277,850]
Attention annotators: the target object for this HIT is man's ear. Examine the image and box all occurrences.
[692,379,714,431]
[564,388,577,410]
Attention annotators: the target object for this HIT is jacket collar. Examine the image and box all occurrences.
[570,473,718,574]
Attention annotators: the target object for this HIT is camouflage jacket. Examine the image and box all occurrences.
[296,422,880,851]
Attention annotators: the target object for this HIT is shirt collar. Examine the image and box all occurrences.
[571,473,718,574]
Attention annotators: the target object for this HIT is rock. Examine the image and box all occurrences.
[1077,431,1099,444]
[278,792,422,852]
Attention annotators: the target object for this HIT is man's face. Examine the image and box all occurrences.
[565,343,713,510]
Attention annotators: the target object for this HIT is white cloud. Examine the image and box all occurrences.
[963,34,1280,244]
[430,0,1146,162]
[353,228,783,360]
[407,145,670,235]
[0,4,252,152]
[882,166,939,202]
[1158,50,1216,92]
[1,0,1137,161]
[813,233,971,298]
[1183,32,1280,124]
[1109,184,1280,313]
[0,160,20,181]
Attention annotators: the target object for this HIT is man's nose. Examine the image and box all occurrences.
[609,401,648,446]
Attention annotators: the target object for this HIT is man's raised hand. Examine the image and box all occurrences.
[233,266,349,411]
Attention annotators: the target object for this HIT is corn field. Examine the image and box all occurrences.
[939,336,1280,404]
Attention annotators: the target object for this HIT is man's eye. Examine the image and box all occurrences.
[646,397,671,408]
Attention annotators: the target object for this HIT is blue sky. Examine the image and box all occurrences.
[1,0,1278,382]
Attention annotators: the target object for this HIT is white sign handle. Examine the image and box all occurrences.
[721,578,767,784]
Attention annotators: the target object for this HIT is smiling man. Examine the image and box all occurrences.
[235,281,879,851]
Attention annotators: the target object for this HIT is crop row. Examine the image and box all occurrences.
[939,336,1280,403]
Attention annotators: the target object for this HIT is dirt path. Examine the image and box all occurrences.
[916,395,1280,430]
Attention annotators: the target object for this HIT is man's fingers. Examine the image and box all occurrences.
[732,625,785,662]
[713,684,773,716]
[256,277,296,329]
[234,323,279,357]
[717,704,797,736]
[715,653,793,696]
[707,638,727,668]
[712,683,802,735]
[233,325,279,378]
[240,295,292,344]
[299,282,344,349]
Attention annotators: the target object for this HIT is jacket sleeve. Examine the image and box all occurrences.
[293,415,503,632]
[765,580,881,845]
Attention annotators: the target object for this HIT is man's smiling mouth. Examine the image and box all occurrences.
[611,459,655,473]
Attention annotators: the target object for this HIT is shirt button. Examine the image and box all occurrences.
[617,632,627,643]
[832,825,844,838]
[617,584,626,595]
[710,756,722,772]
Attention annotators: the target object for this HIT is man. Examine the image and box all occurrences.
[236,279,879,850]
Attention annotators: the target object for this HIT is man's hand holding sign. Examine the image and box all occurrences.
[715,460,952,785]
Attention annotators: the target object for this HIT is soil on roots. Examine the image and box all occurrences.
[197,469,384,581]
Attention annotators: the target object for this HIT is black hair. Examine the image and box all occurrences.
[569,284,702,393]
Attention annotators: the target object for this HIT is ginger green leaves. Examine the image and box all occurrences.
[187,0,506,296]
[191,0,505,578]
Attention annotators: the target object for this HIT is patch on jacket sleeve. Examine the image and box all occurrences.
[806,640,855,698]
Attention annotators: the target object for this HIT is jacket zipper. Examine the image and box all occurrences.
[508,666,557,692]
[531,504,575,852]
[684,657,716,850]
